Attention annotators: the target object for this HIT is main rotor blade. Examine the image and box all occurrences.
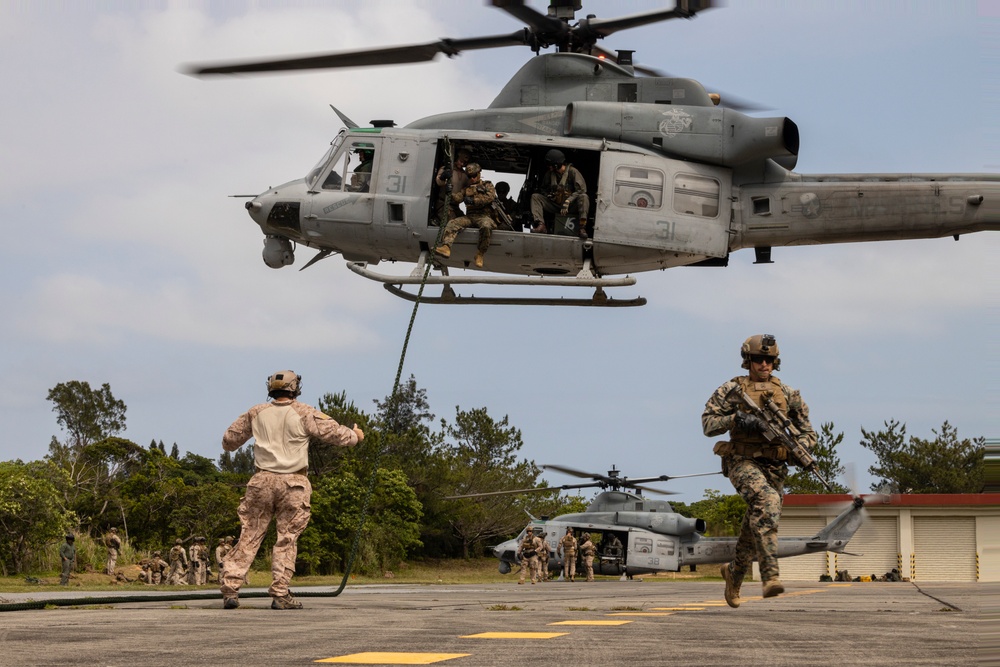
[186,31,529,76]
[627,483,677,496]
[491,0,566,37]
[542,464,605,481]
[577,0,714,41]
[445,481,596,500]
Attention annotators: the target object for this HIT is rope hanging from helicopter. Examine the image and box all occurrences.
[0,144,456,613]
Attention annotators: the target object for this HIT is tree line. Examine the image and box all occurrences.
[0,379,985,576]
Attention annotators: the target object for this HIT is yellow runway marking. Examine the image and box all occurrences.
[316,653,469,664]
[548,620,632,626]
[829,583,853,587]
[606,612,674,617]
[461,632,568,639]
[692,602,729,607]
[649,607,705,611]
[784,589,825,596]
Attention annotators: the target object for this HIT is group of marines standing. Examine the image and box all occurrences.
[517,526,598,584]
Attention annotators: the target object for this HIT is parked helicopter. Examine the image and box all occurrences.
[447,465,868,578]
[187,0,998,307]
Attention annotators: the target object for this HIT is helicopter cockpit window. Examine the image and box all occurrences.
[673,173,720,218]
[321,141,376,192]
[613,166,663,209]
[306,131,347,189]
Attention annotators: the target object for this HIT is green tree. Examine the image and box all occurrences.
[678,489,747,537]
[861,420,985,493]
[301,468,422,575]
[785,422,850,494]
[440,406,547,558]
[47,381,126,450]
[0,460,75,575]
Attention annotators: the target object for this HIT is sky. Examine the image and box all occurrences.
[1,0,997,504]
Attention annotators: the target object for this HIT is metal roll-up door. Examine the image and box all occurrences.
[913,516,977,581]
[777,516,828,581]
[833,516,899,579]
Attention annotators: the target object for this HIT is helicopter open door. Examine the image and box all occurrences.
[593,152,732,272]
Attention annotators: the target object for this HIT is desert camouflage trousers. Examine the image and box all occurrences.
[441,214,494,252]
[220,470,312,599]
[561,551,576,580]
[727,456,787,584]
[583,554,594,581]
[519,555,539,583]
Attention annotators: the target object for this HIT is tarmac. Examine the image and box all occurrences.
[1,578,995,666]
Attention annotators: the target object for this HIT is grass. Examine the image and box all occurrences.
[0,559,723,593]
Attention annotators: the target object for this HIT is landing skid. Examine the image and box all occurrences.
[346,255,647,307]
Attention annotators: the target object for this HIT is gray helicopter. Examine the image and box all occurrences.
[447,465,868,578]
[187,0,998,307]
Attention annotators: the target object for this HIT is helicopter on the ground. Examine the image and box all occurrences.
[447,465,869,578]
[188,0,998,307]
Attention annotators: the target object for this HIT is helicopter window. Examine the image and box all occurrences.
[320,140,376,192]
[673,173,720,218]
[306,131,346,188]
[613,166,663,209]
[752,196,771,216]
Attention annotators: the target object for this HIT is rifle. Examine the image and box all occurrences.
[490,199,515,231]
[725,385,835,492]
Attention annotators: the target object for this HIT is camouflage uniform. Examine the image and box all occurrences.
[517,529,542,584]
[579,534,596,581]
[220,394,359,604]
[703,374,815,591]
[105,528,122,575]
[439,177,497,255]
[557,530,577,581]
[59,536,76,585]
[529,163,589,234]
[193,538,210,585]
[434,152,470,221]
[168,541,188,585]
[215,539,228,584]
[536,534,550,581]
[149,553,168,585]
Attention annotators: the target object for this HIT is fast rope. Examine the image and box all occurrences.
[0,141,455,613]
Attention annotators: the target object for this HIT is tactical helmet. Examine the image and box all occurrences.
[175,538,182,545]
[110,527,117,532]
[544,149,566,165]
[582,532,591,541]
[267,370,302,398]
[153,550,161,556]
[740,334,781,370]
[465,163,482,178]
[65,534,75,541]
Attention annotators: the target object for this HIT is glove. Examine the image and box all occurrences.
[559,205,569,216]
[734,411,766,433]
[464,196,474,207]
[439,168,452,181]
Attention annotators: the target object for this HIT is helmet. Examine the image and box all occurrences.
[110,527,117,533]
[465,163,482,178]
[175,538,182,545]
[544,149,566,165]
[740,334,781,370]
[65,534,75,541]
[153,550,161,557]
[267,370,302,398]
[582,532,591,541]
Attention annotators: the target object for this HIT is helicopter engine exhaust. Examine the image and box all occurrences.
[565,101,799,168]
[262,235,294,269]
[614,511,707,536]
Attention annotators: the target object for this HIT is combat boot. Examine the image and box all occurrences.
[721,562,742,608]
[474,253,484,268]
[223,596,239,610]
[762,579,785,598]
[434,245,451,258]
[271,594,303,610]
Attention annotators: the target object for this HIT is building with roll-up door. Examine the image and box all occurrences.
[762,494,1000,582]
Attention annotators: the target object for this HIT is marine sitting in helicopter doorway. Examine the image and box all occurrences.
[530,149,589,238]
[434,163,497,268]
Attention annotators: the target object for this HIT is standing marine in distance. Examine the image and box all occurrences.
[702,334,816,607]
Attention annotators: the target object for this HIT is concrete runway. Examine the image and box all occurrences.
[1,579,994,666]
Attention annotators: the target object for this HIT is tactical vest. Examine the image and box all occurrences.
[463,181,495,217]
[731,375,787,445]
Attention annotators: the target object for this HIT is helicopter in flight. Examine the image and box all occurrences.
[188,0,998,307]
[447,464,869,578]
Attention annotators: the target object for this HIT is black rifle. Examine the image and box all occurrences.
[726,385,835,492]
